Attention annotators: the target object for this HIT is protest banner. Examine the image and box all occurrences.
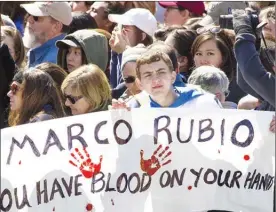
[0,108,275,212]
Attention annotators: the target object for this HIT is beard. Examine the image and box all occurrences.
[22,26,40,49]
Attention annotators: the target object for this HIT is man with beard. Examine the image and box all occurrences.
[20,2,72,67]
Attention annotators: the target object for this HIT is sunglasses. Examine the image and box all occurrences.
[224,90,230,97]
[64,94,83,104]
[123,76,136,84]
[197,26,221,35]
[10,83,21,95]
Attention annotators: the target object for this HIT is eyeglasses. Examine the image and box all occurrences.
[197,26,221,35]
[123,76,136,84]
[64,94,83,104]
[10,83,21,95]
[224,90,230,97]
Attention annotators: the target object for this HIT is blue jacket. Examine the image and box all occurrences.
[235,33,275,111]
[27,34,65,68]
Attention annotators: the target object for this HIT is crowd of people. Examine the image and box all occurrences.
[0,1,275,134]
[0,1,275,211]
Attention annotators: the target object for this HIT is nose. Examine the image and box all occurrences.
[65,98,71,107]
[66,52,74,62]
[200,57,209,66]
[7,90,13,98]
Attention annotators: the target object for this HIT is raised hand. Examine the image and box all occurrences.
[269,115,275,133]
[140,144,172,176]
[69,148,103,179]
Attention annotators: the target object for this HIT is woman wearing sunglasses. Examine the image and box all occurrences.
[7,69,66,126]
[118,45,147,102]
[61,64,111,115]
[191,27,246,104]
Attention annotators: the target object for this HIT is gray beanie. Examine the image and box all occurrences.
[121,44,147,72]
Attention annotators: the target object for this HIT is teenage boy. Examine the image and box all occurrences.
[134,49,222,108]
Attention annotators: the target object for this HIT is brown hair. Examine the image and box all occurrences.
[191,30,236,81]
[0,14,3,26]
[154,25,186,41]
[61,64,111,112]
[1,26,25,68]
[8,69,66,126]
[134,26,153,47]
[136,50,174,79]
[35,62,68,89]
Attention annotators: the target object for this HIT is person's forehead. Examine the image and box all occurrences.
[140,60,169,72]
[92,1,108,9]
[198,39,218,49]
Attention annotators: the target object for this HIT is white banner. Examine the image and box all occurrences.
[0,109,275,212]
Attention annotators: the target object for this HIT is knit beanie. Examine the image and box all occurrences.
[121,44,147,72]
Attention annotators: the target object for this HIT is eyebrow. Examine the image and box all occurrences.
[142,68,166,75]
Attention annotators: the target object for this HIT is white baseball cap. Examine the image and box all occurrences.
[108,8,157,37]
[20,2,73,26]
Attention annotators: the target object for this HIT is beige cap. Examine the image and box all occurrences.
[20,2,73,26]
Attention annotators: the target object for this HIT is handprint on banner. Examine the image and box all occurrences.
[140,144,172,176]
[69,148,103,179]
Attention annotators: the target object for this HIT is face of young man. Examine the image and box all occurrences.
[139,59,176,102]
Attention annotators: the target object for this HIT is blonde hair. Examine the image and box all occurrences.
[61,64,111,112]
[136,50,173,79]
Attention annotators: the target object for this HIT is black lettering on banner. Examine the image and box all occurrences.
[230,171,242,188]
[43,129,65,155]
[117,173,128,193]
[61,177,73,196]
[36,179,48,205]
[50,179,65,201]
[177,119,194,143]
[244,169,256,189]
[154,116,172,144]
[0,188,12,211]
[190,168,203,187]
[91,172,105,193]
[7,136,41,165]
[170,169,186,188]
[128,173,140,194]
[217,170,231,188]
[160,171,171,188]
[74,174,82,196]
[105,173,116,192]
[113,120,132,145]
[67,124,88,150]
[198,119,214,142]
[258,174,267,190]
[14,185,31,209]
[250,173,261,190]
[258,174,274,191]
[94,121,109,144]
[267,176,274,190]
[231,119,254,147]
[220,119,225,145]
[140,173,151,192]
[203,168,217,184]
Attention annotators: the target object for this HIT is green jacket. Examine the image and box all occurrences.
[56,29,108,72]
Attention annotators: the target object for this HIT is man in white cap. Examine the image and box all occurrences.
[20,1,73,67]
[107,8,157,90]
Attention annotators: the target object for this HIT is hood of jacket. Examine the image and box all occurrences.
[56,29,108,72]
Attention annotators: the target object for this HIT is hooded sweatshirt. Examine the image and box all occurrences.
[56,29,108,72]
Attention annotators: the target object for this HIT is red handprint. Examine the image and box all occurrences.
[69,148,103,179]
[140,144,172,176]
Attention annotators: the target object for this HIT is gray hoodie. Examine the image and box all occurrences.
[56,29,108,71]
